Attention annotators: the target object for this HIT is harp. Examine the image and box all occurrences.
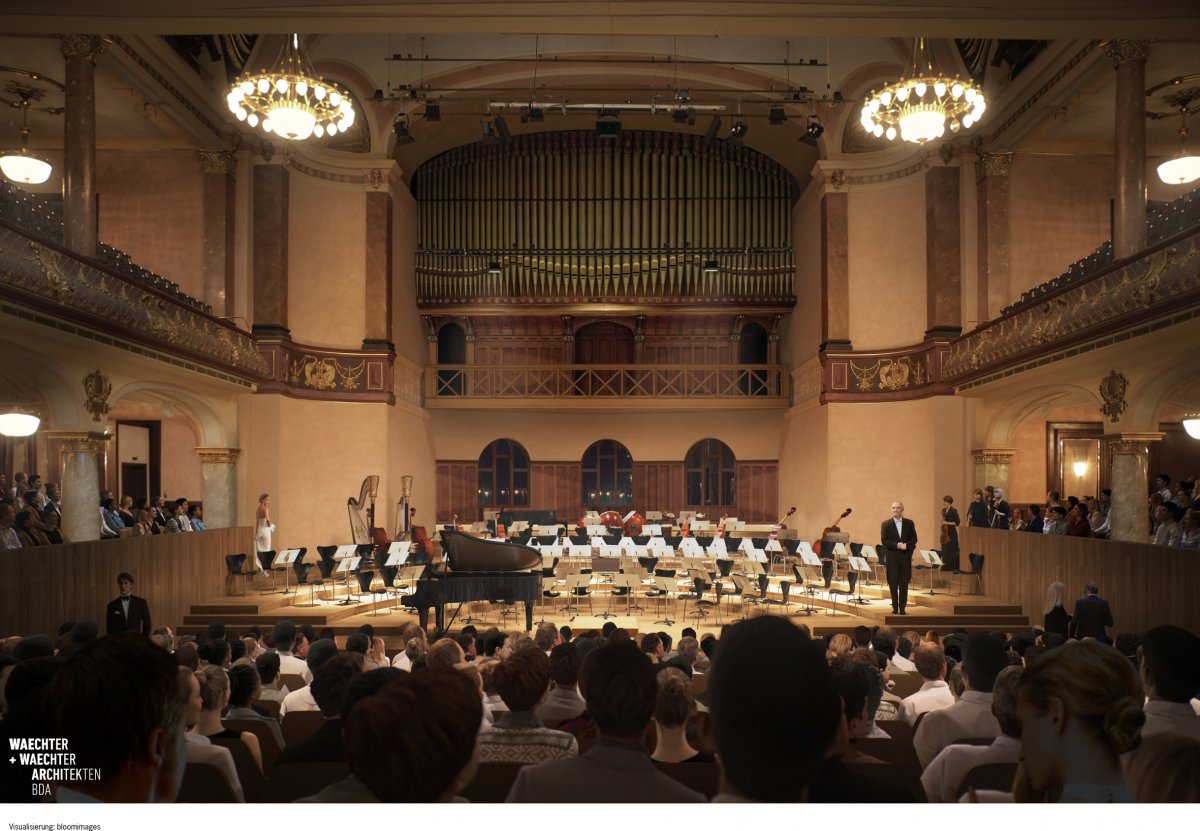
[348,475,379,544]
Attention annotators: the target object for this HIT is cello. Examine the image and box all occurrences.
[814,507,852,558]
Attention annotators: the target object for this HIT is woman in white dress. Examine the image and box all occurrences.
[255,493,275,554]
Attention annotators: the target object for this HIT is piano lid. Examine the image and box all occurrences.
[442,530,542,572]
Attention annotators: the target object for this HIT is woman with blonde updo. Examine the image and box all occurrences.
[1017,640,1144,802]
[193,665,263,774]
[826,633,854,662]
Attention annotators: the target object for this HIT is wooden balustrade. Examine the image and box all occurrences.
[0,526,252,640]
[960,527,1200,634]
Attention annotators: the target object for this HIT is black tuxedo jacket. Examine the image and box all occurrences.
[106,594,151,635]
[1069,595,1113,639]
[879,516,918,563]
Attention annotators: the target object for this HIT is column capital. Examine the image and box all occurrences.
[45,430,110,454]
[974,152,1014,182]
[198,148,237,176]
[59,35,110,63]
[1102,40,1151,68]
[971,447,1018,465]
[1109,432,1164,454]
[195,447,241,465]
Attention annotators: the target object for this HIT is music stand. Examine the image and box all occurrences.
[334,551,361,605]
[569,543,592,558]
[916,549,944,595]
[273,549,302,595]
[707,537,728,557]
[562,573,593,617]
[679,537,702,556]
[651,576,678,625]
[848,556,872,604]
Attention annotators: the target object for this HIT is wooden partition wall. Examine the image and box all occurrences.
[0,526,251,640]
[960,527,1199,634]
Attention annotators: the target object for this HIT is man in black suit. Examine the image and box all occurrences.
[106,572,152,635]
[1069,581,1113,639]
[880,501,918,615]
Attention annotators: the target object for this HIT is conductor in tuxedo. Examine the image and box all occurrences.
[1069,581,1114,640]
[880,501,918,615]
[106,572,151,635]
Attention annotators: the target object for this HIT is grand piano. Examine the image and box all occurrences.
[401,530,543,632]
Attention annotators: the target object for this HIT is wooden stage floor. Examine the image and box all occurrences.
[183,572,1029,648]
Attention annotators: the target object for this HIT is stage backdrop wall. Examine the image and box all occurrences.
[960,527,1199,635]
[0,526,248,640]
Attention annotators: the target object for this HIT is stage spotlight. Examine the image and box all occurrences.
[672,107,690,123]
[494,114,512,143]
[392,117,414,145]
[704,116,722,145]
[521,106,544,123]
[806,114,825,139]
[730,120,748,139]
[768,105,787,125]
[595,113,622,141]
[422,102,441,121]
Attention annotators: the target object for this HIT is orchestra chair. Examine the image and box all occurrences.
[889,671,924,699]
[210,736,267,801]
[292,561,323,607]
[261,762,350,803]
[860,544,885,585]
[678,576,712,626]
[957,762,1019,798]
[281,710,324,747]
[952,553,985,596]
[724,575,749,622]
[603,530,622,546]
[315,546,338,600]
[637,555,659,576]
[759,579,793,616]
[357,570,390,615]
[460,762,528,803]
[827,571,858,616]
[732,574,763,618]
[176,761,240,803]
[278,673,308,692]
[256,550,277,592]
[652,762,720,799]
[223,718,283,773]
[224,553,252,596]
[844,761,927,802]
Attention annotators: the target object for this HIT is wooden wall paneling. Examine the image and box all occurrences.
[0,526,249,640]
[735,461,779,522]
[634,462,684,514]
[435,461,478,523]
[960,527,1200,635]
[530,463,581,524]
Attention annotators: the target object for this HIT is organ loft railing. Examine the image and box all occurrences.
[413,130,798,312]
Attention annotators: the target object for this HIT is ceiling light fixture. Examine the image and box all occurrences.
[0,77,62,186]
[226,33,355,141]
[1154,87,1200,185]
[1184,413,1200,440]
[0,407,39,437]
[861,38,986,144]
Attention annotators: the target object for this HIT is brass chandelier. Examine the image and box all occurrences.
[226,34,355,141]
[860,38,986,144]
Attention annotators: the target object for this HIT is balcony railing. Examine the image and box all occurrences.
[416,249,796,311]
[426,363,788,402]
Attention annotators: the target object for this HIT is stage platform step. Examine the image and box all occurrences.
[953,605,1023,615]
[882,614,1029,627]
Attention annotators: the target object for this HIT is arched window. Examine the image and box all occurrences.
[478,438,530,509]
[581,439,634,508]
[437,322,466,396]
[685,438,736,508]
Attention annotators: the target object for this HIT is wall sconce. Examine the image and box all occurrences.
[1073,461,1089,477]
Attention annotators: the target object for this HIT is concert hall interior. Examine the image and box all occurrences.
[1,0,1200,808]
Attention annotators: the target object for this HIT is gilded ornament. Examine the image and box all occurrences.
[83,369,111,422]
[1099,370,1128,424]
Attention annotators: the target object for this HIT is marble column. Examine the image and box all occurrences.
[60,35,107,259]
[196,447,239,529]
[975,152,1013,323]
[925,165,962,339]
[971,448,1017,495]
[199,149,237,316]
[252,163,290,336]
[363,189,394,350]
[820,191,851,350]
[52,431,108,543]
[1104,40,1150,259]
[1107,432,1162,542]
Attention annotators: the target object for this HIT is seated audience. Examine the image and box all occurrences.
[188,504,208,531]
[275,652,364,765]
[280,638,339,716]
[1044,505,1069,535]
[841,652,890,738]
[536,642,586,723]
[915,633,1007,767]
[303,669,482,802]
[1023,504,1045,533]
[640,633,664,662]
[828,661,884,765]
[1087,499,1109,538]
[1065,503,1092,537]
[1123,734,1200,803]
[650,667,711,764]
[826,633,854,663]
[255,652,287,702]
[1070,582,1114,640]
[181,667,244,801]
[1017,639,1144,802]
[43,637,185,803]
[1153,505,1181,547]
[665,635,701,675]
[117,495,136,527]
[479,647,577,763]
[271,621,312,682]
[507,641,705,802]
[921,665,1023,801]
[426,637,466,670]
[534,621,560,654]
[226,663,286,749]
[1179,509,1200,549]
[707,617,841,802]
[40,509,66,544]
[193,665,262,772]
[899,643,954,724]
[1138,625,1200,741]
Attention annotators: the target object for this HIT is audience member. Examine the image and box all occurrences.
[640,633,664,662]
[391,623,427,670]
[1069,582,1113,640]
[1017,639,1143,802]
[826,633,854,662]
[1123,734,1200,802]
[1065,503,1092,537]
[1152,505,1181,546]
[899,643,954,724]
[275,652,364,765]
[192,665,262,771]
[280,638,339,715]
[1023,504,1045,533]
[480,647,577,763]
[226,663,286,749]
[1044,505,1069,534]
[650,667,711,764]
[707,617,840,802]
[921,665,1023,801]
[426,637,466,671]
[1138,625,1200,741]
[507,641,704,802]
[915,633,1007,767]
[271,621,311,682]
[255,652,287,703]
[534,621,560,654]
[536,642,586,723]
